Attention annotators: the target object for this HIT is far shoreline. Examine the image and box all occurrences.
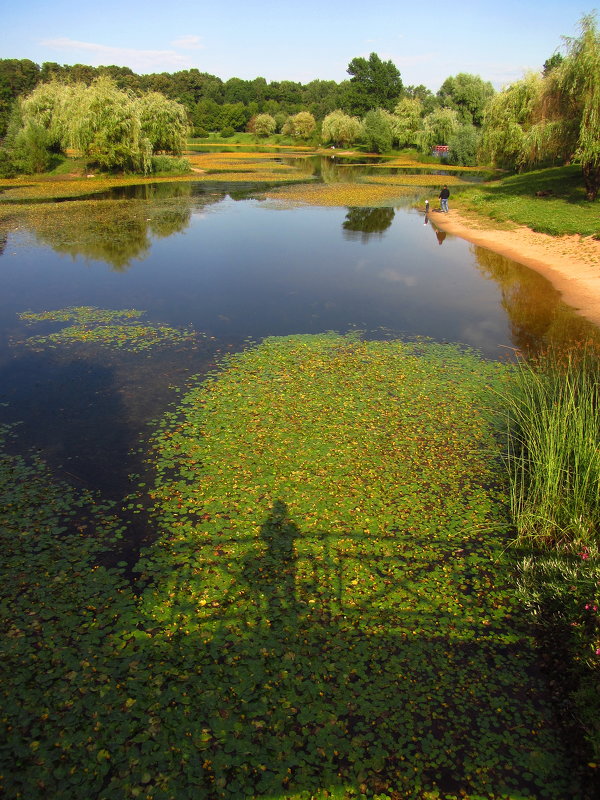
[430,208,600,328]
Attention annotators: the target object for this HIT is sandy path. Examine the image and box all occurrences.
[431,209,600,327]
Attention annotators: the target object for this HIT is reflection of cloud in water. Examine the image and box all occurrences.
[459,319,506,353]
[378,269,418,287]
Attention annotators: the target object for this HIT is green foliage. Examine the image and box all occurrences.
[281,110,316,139]
[135,91,190,155]
[543,52,564,76]
[417,107,461,154]
[361,109,393,153]
[480,13,600,199]
[392,97,424,148]
[10,120,54,173]
[516,549,600,764]
[250,113,277,137]
[66,77,152,173]
[436,73,495,127]
[150,154,191,175]
[479,73,543,170]
[346,53,403,114]
[499,346,600,549]
[0,57,40,135]
[447,124,480,166]
[321,109,362,147]
[18,306,199,351]
[10,77,190,175]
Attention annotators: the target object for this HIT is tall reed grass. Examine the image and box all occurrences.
[501,346,600,549]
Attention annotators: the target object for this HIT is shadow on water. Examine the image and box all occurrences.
[122,500,584,798]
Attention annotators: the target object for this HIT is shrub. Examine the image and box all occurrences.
[150,155,191,175]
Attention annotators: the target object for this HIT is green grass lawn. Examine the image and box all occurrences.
[456,166,600,238]
[2,332,592,800]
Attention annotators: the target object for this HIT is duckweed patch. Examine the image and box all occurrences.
[263,182,418,207]
[0,335,586,799]
[17,306,199,352]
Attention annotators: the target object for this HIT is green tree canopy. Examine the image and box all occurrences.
[361,109,393,153]
[321,110,363,147]
[135,92,190,155]
[416,107,461,154]
[392,97,424,148]
[479,73,543,169]
[436,73,495,126]
[250,113,276,137]
[480,13,600,200]
[345,53,403,114]
[282,111,316,139]
[8,77,189,174]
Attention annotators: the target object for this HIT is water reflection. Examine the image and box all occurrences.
[31,201,191,270]
[472,246,600,355]
[342,207,395,241]
[2,194,599,508]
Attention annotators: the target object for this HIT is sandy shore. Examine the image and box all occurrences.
[431,209,600,327]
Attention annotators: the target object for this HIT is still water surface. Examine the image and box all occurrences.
[0,184,595,503]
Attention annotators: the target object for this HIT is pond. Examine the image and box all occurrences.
[0,180,596,510]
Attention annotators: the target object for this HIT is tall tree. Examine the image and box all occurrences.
[481,13,600,200]
[345,53,403,114]
[437,73,495,126]
[555,13,600,200]
[136,92,190,154]
[392,97,424,148]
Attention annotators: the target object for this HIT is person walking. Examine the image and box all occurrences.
[439,185,450,212]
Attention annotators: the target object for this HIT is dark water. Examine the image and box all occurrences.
[0,184,596,505]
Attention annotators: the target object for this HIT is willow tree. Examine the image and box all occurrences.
[479,73,543,170]
[392,97,424,148]
[281,111,316,139]
[321,110,362,147]
[416,107,460,154]
[65,78,151,173]
[135,92,190,155]
[481,14,600,200]
[555,13,600,200]
[18,80,73,151]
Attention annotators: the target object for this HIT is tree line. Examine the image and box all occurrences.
[0,12,598,197]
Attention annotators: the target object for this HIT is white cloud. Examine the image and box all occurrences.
[171,35,203,50]
[40,37,189,71]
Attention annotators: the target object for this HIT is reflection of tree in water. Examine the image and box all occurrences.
[342,206,395,241]
[27,198,193,271]
[473,245,600,355]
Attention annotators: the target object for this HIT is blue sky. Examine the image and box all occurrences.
[1,1,594,92]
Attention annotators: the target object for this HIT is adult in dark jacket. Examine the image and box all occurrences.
[439,185,450,212]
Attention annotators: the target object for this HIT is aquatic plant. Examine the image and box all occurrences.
[18,306,199,352]
[500,345,600,549]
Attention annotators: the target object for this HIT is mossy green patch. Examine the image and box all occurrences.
[18,306,199,352]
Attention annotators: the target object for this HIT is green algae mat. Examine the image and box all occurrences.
[0,334,581,799]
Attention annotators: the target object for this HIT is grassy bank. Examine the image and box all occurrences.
[454,166,600,238]
[2,333,592,799]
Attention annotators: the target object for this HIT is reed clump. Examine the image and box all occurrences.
[501,345,600,549]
